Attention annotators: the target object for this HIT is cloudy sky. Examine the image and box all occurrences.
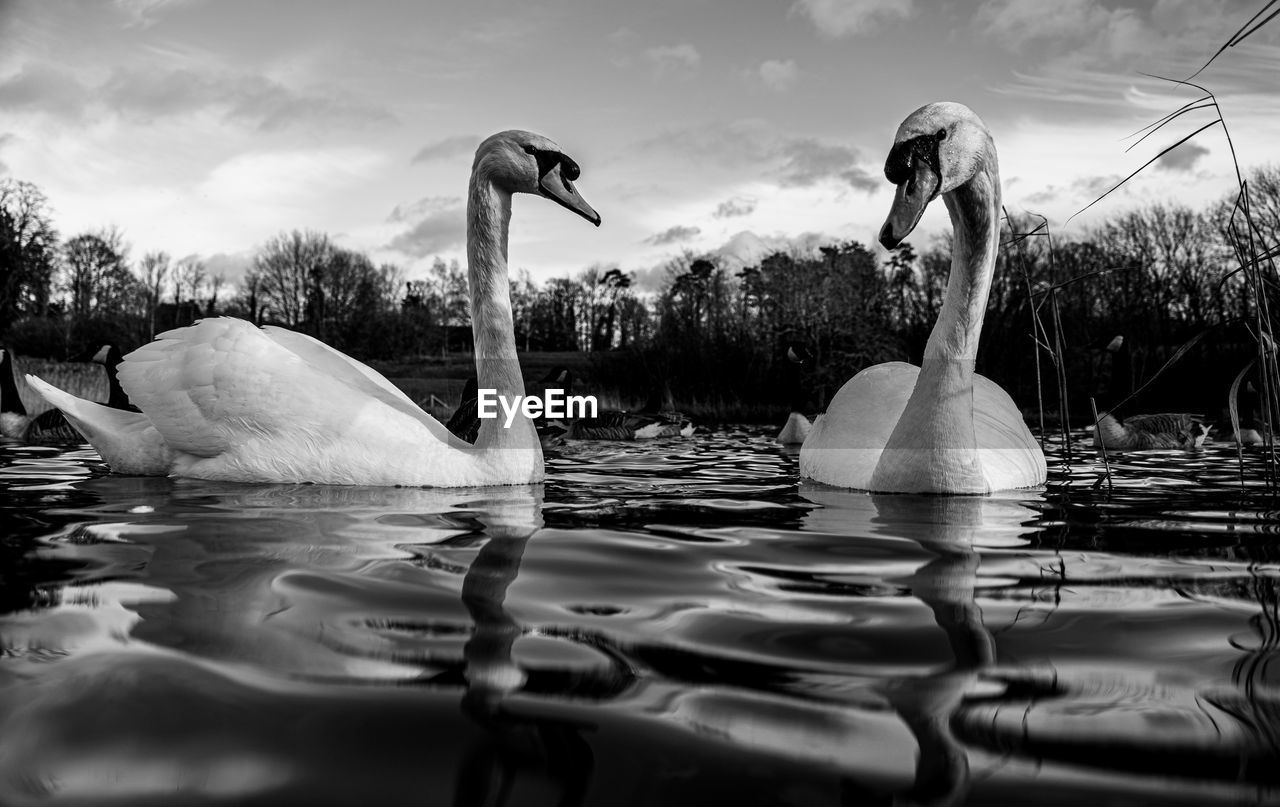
[2,0,1279,289]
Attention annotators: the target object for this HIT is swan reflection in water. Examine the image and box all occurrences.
[0,482,621,805]
[796,484,1279,805]
[795,485,1023,807]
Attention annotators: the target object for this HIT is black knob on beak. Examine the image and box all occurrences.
[879,222,899,250]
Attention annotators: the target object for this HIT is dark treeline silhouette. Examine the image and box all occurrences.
[2,168,1276,423]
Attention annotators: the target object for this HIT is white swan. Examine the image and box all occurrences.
[26,130,600,486]
[800,102,1046,493]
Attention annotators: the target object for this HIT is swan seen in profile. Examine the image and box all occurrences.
[26,130,600,485]
[800,102,1046,493]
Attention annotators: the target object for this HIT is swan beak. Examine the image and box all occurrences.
[538,162,601,227]
[879,165,939,249]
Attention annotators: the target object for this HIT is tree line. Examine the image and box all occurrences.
[2,169,1276,420]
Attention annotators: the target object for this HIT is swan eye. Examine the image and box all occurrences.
[936,129,947,141]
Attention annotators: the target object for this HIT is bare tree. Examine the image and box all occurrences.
[173,256,206,310]
[137,250,169,338]
[61,227,134,319]
[254,230,332,327]
[205,271,224,315]
[0,178,59,327]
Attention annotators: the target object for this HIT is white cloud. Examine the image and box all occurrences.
[713,230,828,270]
[387,195,463,223]
[386,202,467,257]
[410,135,478,165]
[114,0,198,28]
[975,0,1119,48]
[645,43,702,78]
[1156,140,1210,172]
[199,250,254,286]
[791,0,914,38]
[200,147,385,207]
[713,196,758,219]
[759,59,799,92]
[645,224,702,245]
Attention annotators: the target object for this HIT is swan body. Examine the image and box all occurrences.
[776,412,812,445]
[1093,412,1209,450]
[26,130,600,486]
[800,102,1045,493]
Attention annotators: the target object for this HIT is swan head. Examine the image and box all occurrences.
[474,130,601,226]
[879,101,991,249]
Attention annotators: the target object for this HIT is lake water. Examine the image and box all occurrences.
[1,430,1277,806]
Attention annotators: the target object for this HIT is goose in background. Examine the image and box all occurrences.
[445,376,481,444]
[25,130,600,485]
[563,373,695,440]
[23,344,137,443]
[1091,335,1211,450]
[1093,412,1210,450]
[0,347,30,439]
[445,367,572,448]
[800,102,1046,493]
[776,342,815,445]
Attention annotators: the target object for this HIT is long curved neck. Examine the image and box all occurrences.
[924,155,1000,364]
[873,142,999,493]
[104,352,131,409]
[467,173,535,451]
[0,352,26,416]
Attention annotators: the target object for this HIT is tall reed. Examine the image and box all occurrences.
[1067,0,1280,485]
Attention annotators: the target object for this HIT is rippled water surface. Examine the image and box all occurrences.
[2,431,1278,806]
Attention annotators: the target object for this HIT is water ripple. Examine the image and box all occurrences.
[0,431,1277,805]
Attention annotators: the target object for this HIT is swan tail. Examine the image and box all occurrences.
[776,412,812,445]
[24,375,172,474]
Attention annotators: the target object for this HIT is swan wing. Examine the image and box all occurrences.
[116,319,463,484]
[259,325,443,432]
[973,372,1047,489]
[800,362,916,488]
[24,375,173,474]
